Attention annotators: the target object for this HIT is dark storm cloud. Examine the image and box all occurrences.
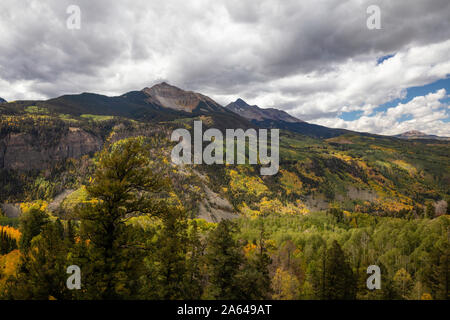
[218,0,450,82]
[0,0,152,97]
[0,0,449,111]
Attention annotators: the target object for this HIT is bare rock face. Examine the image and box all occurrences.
[0,127,102,170]
[142,82,223,113]
[435,200,448,216]
[47,189,76,212]
[192,169,236,222]
[0,203,21,218]
[197,184,236,222]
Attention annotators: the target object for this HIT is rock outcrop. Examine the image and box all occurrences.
[0,203,21,218]
[0,127,102,170]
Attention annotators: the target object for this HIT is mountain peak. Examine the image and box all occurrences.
[395,130,449,140]
[402,130,425,136]
[226,98,302,123]
[0,97,6,103]
[234,98,250,107]
[143,81,179,92]
[396,130,428,138]
[147,81,174,89]
[141,82,223,113]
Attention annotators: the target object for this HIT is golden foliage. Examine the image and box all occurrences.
[279,170,303,195]
[420,293,432,300]
[0,226,21,241]
[243,243,257,258]
[271,268,300,300]
[0,250,21,292]
[228,169,268,198]
[20,201,48,213]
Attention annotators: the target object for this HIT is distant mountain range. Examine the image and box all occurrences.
[0,82,354,138]
[224,97,353,138]
[394,130,449,141]
[1,82,250,130]
[1,83,448,140]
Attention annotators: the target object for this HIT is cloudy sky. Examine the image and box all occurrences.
[0,0,449,136]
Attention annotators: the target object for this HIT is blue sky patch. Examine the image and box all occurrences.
[377,54,396,65]
[338,77,450,122]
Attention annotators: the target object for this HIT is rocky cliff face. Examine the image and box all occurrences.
[0,127,102,170]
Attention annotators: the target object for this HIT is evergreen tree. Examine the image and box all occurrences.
[156,206,189,299]
[19,206,49,251]
[185,219,206,299]
[239,224,272,299]
[323,240,356,299]
[0,229,17,254]
[5,220,72,300]
[308,240,328,300]
[205,220,244,299]
[425,202,435,219]
[425,241,449,300]
[65,219,75,245]
[76,137,168,299]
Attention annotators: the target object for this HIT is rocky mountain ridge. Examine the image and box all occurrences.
[226,98,302,123]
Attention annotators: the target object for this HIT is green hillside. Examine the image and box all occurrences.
[1,109,448,217]
[0,93,448,301]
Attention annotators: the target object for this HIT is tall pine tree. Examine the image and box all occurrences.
[205,220,244,299]
[76,137,169,299]
[323,240,356,300]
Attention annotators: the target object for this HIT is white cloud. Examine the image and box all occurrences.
[245,40,450,119]
[315,89,450,136]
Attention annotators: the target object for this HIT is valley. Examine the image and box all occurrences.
[0,82,448,300]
